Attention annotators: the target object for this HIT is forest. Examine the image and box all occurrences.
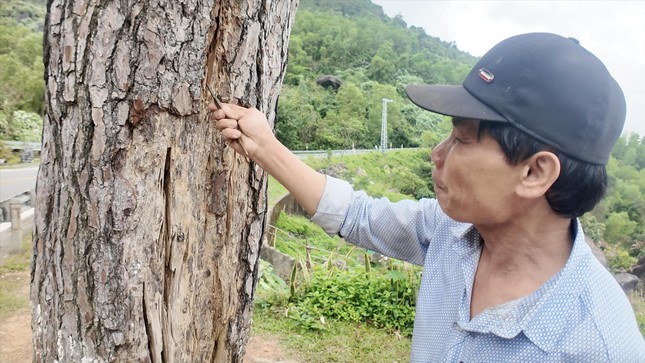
[0,0,643,268]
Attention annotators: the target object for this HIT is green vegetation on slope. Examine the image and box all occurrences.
[0,0,45,141]
[276,1,475,151]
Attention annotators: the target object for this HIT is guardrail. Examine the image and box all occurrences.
[0,199,33,256]
[1,140,41,151]
[292,147,419,159]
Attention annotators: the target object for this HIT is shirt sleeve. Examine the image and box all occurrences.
[311,175,442,266]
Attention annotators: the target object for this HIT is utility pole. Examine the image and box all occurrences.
[381,98,393,152]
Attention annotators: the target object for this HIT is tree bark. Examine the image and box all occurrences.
[31,0,298,361]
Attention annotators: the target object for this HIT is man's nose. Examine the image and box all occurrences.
[431,139,448,168]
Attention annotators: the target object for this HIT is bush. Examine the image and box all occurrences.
[287,261,419,337]
[607,246,638,272]
[0,140,14,161]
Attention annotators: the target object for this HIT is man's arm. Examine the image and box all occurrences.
[210,102,326,216]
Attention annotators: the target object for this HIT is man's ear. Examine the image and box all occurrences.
[515,151,561,199]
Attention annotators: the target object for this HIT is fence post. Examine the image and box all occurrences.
[10,198,22,252]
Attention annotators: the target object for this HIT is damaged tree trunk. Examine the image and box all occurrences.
[31,0,298,361]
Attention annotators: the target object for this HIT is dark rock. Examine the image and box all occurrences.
[631,255,645,280]
[614,273,640,295]
[316,75,342,90]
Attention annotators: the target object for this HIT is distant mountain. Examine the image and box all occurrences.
[299,0,391,21]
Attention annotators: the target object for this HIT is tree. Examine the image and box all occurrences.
[604,211,638,249]
[0,20,45,118]
[31,0,298,361]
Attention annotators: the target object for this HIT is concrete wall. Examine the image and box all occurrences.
[261,193,306,282]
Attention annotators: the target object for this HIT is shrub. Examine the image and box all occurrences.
[288,261,419,337]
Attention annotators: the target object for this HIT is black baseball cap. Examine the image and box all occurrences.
[406,32,626,165]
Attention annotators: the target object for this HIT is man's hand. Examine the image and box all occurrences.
[209,102,276,159]
[209,101,326,216]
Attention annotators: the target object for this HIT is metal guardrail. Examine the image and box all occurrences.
[292,147,420,159]
[1,140,41,151]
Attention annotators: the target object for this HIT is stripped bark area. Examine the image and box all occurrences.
[31,0,298,361]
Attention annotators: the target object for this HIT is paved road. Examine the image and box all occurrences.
[0,167,39,202]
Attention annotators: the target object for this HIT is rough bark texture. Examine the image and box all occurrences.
[31,0,298,361]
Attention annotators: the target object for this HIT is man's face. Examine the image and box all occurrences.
[431,119,524,225]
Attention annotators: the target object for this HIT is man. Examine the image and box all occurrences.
[211,33,645,362]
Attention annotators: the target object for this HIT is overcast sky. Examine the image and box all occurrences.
[373,0,645,137]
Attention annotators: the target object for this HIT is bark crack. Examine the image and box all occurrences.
[162,146,172,305]
[142,281,154,361]
[160,146,173,362]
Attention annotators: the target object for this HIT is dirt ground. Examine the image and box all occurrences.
[0,270,294,363]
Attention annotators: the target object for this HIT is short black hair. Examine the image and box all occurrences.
[478,121,607,218]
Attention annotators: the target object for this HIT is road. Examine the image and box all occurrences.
[0,167,39,202]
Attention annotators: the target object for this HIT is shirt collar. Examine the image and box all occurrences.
[452,219,592,352]
[450,223,480,258]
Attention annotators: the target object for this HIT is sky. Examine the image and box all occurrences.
[373,0,645,137]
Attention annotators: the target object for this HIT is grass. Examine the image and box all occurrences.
[0,234,32,320]
[252,304,411,363]
[305,149,433,201]
[629,291,645,336]
[256,185,416,361]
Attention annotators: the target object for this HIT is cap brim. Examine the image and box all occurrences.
[406,84,507,122]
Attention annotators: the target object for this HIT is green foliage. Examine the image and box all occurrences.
[607,247,638,272]
[604,212,638,248]
[306,149,434,200]
[274,212,350,261]
[0,140,14,160]
[299,0,391,20]
[288,262,419,337]
[257,260,289,299]
[580,214,605,243]
[267,199,422,338]
[277,213,320,237]
[0,0,46,32]
[0,235,32,273]
[586,133,645,267]
[1,110,42,141]
[0,4,45,141]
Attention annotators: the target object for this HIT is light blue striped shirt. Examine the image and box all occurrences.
[311,176,645,362]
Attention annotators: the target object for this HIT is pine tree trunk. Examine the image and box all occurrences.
[31,0,298,361]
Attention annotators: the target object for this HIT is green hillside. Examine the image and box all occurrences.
[277,0,476,150]
[0,0,45,142]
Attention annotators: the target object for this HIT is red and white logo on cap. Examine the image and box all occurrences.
[478,68,494,83]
